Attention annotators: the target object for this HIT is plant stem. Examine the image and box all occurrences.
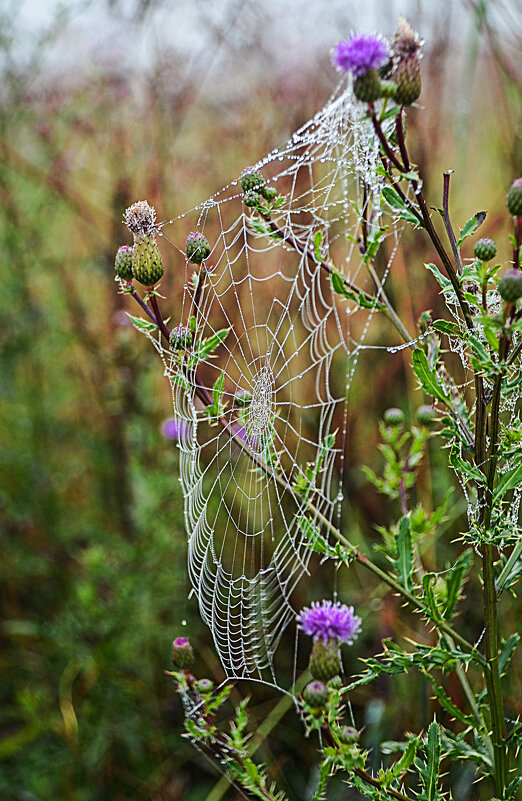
[148,293,171,342]
[478,333,510,796]
[442,172,463,275]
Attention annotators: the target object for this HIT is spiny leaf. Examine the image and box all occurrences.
[442,549,473,619]
[499,633,520,677]
[127,313,159,332]
[456,210,487,247]
[424,721,441,801]
[412,348,451,406]
[394,515,414,592]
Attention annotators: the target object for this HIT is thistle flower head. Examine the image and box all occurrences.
[297,600,361,644]
[333,34,389,79]
[124,200,157,236]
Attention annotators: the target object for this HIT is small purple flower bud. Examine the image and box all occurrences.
[473,238,497,262]
[498,268,522,304]
[114,245,134,281]
[186,232,211,264]
[171,636,195,669]
[333,34,389,79]
[241,168,265,193]
[302,680,329,709]
[383,407,405,427]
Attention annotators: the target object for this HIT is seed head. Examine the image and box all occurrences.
[124,200,157,236]
[391,19,422,106]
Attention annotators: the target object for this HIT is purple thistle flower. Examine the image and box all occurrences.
[333,34,389,79]
[297,600,361,644]
[161,417,190,441]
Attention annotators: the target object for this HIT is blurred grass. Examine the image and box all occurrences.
[0,1,520,799]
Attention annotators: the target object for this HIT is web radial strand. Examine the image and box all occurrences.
[145,83,403,686]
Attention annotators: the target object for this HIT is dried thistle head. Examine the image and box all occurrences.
[391,18,423,106]
[392,18,422,59]
[124,200,157,236]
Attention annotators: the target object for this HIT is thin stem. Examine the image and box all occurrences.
[371,111,404,172]
[353,767,413,801]
[129,286,158,325]
[148,293,171,342]
[442,172,463,275]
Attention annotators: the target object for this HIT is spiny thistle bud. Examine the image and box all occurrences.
[416,404,437,426]
[132,233,165,287]
[391,19,422,106]
[260,185,278,202]
[383,407,405,427]
[498,268,522,304]
[338,726,359,745]
[473,238,497,262]
[124,200,157,236]
[353,69,383,103]
[241,169,265,193]
[506,178,522,217]
[114,245,134,281]
[169,325,193,351]
[186,232,211,264]
[302,680,329,709]
[195,678,214,694]
[243,190,260,207]
[309,637,342,682]
[171,636,195,669]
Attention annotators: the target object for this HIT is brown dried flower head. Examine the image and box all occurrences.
[392,18,422,59]
[124,200,157,236]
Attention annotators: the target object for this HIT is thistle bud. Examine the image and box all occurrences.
[132,233,165,287]
[171,636,195,669]
[243,190,260,207]
[302,680,329,709]
[506,178,522,218]
[124,200,157,236]
[309,637,342,682]
[338,726,359,745]
[260,185,278,202]
[353,69,382,103]
[169,325,193,351]
[391,19,422,106]
[186,232,211,264]
[241,169,265,193]
[114,245,134,281]
[416,404,437,426]
[473,238,497,262]
[383,407,405,427]
[498,268,522,304]
[195,678,214,694]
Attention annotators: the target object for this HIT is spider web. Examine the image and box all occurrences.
[141,81,401,688]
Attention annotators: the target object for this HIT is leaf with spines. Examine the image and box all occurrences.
[394,515,414,592]
[456,210,487,247]
[442,549,473,619]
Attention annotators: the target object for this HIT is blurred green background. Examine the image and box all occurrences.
[0,1,520,799]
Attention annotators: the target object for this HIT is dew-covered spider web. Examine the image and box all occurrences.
[140,81,406,690]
